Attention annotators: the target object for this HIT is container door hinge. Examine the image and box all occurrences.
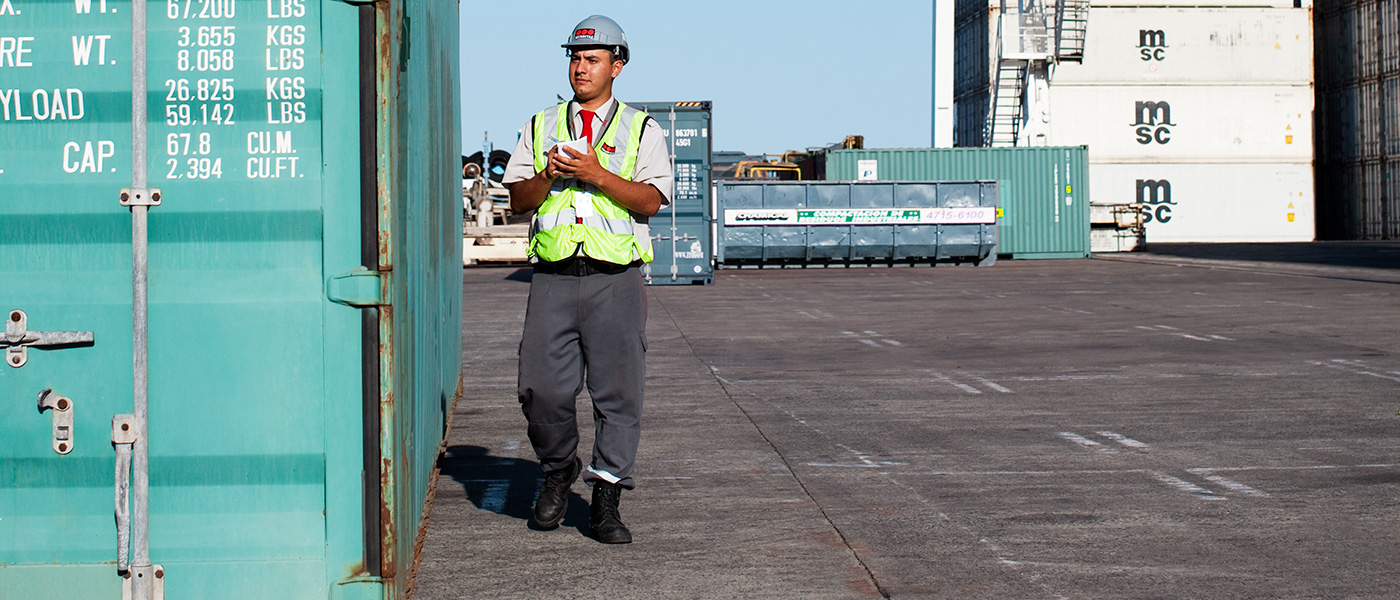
[327,268,387,307]
[37,390,75,455]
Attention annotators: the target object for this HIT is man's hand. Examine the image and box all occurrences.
[507,147,561,214]
[510,142,664,217]
[552,143,606,186]
[552,143,663,217]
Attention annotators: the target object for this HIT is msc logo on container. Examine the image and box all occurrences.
[1131,101,1174,145]
[1136,179,1175,223]
[1138,30,1167,61]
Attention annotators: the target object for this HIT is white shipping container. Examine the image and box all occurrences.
[1090,227,1146,252]
[978,1,1312,9]
[1047,84,1313,162]
[1097,0,1310,6]
[1052,8,1313,85]
[1089,162,1314,242]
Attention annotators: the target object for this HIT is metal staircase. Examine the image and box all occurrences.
[985,0,1089,146]
[1055,0,1090,63]
[989,56,1028,147]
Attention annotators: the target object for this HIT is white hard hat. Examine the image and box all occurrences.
[562,15,629,64]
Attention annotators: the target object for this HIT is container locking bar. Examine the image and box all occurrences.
[2,310,95,368]
[37,390,75,455]
[124,2,156,597]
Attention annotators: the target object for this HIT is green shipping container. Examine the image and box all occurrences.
[0,2,461,599]
[826,147,1091,259]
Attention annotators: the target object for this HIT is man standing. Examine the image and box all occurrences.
[501,15,672,544]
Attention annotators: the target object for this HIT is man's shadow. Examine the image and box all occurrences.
[438,445,590,534]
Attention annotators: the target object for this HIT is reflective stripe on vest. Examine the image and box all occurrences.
[529,101,654,264]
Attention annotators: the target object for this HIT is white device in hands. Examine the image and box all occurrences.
[552,138,595,218]
[553,138,590,158]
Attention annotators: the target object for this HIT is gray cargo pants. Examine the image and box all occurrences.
[518,266,647,489]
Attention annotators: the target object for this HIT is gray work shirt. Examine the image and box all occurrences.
[502,97,674,206]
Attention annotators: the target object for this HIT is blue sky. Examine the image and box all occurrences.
[459,1,933,157]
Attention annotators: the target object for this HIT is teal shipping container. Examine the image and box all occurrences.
[0,2,462,599]
[826,147,1091,259]
[628,101,714,285]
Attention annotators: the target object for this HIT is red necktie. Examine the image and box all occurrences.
[579,109,595,145]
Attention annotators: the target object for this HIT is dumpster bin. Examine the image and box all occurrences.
[717,180,998,267]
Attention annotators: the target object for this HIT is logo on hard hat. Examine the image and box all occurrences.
[574,28,596,37]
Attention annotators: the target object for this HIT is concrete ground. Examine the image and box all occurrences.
[415,242,1400,599]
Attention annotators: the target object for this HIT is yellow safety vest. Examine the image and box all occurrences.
[529,101,654,264]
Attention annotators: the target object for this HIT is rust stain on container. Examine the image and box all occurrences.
[380,454,397,579]
[342,559,370,580]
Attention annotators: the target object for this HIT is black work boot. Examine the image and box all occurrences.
[532,457,581,529]
[589,481,632,544]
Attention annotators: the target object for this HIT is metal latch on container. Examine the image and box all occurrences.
[121,565,164,600]
[3,309,96,368]
[118,187,161,207]
[327,268,386,307]
[36,389,75,455]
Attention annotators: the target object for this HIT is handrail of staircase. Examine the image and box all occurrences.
[985,12,1004,147]
[1053,0,1065,60]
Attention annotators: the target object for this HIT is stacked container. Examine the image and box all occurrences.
[1315,0,1400,239]
[1049,0,1316,242]
[955,0,1318,242]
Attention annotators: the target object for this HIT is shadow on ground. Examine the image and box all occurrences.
[1144,241,1400,270]
[437,445,590,532]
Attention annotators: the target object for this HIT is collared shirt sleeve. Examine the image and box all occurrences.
[633,116,674,206]
[501,117,537,186]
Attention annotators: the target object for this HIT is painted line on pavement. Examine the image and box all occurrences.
[1309,359,1400,383]
[1190,463,1399,473]
[1059,431,1117,454]
[929,371,984,394]
[1186,470,1270,498]
[843,330,903,348]
[973,377,1014,393]
[1097,431,1148,449]
[1154,472,1226,500]
[887,468,1152,477]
